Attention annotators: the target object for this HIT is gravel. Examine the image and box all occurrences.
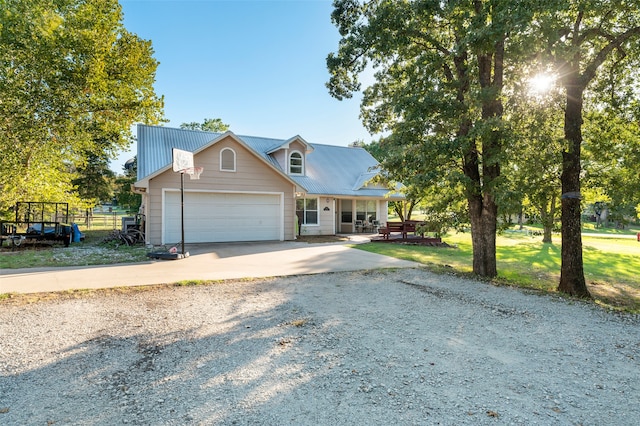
[1,268,639,425]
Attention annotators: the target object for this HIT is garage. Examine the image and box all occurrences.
[163,191,283,244]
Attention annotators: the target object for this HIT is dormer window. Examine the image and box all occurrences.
[289,151,303,175]
[220,147,236,172]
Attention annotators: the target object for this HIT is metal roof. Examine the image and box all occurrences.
[136,125,401,199]
[137,125,223,180]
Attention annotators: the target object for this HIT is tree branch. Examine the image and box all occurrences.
[582,26,640,85]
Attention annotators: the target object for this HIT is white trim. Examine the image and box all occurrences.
[296,196,319,226]
[289,150,304,175]
[332,198,336,234]
[161,188,284,244]
[266,135,314,154]
[219,147,236,172]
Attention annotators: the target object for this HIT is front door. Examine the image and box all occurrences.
[338,199,354,233]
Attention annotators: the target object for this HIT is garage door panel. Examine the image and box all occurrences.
[164,192,281,243]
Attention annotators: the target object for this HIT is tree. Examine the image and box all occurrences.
[538,2,640,297]
[582,110,640,229]
[0,0,163,214]
[71,151,115,205]
[180,118,230,132]
[364,138,465,225]
[114,156,141,213]
[362,139,421,222]
[327,0,535,277]
[506,77,565,243]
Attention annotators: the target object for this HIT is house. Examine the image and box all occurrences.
[133,124,403,245]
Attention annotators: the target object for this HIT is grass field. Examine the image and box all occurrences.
[356,229,640,313]
[3,221,639,312]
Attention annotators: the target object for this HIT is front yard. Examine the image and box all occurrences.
[3,227,639,313]
[0,230,148,269]
[357,230,640,313]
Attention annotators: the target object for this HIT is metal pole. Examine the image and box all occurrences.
[181,171,185,255]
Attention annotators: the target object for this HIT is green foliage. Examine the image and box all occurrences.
[504,75,566,241]
[113,155,140,213]
[327,0,543,277]
[72,152,116,205]
[180,118,230,132]
[114,175,141,213]
[583,109,640,221]
[415,211,457,238]
[0,0,164,212]
[532,0,640,295]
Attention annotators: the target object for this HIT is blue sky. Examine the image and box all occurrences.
[111,0,371,172]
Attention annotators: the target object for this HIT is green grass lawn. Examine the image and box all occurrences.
[0,229,149,269]
[3,223,639,312]
[356,230,640,313]
[581,222,640,235]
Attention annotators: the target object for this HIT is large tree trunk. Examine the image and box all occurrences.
[470,40,503,278]
[558,83,591,298]
[454,26,502,279]
[540,194,557,244]
[542,214,554,244]
[468,194,498,277]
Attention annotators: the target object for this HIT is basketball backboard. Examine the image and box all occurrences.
[172,148,194,172]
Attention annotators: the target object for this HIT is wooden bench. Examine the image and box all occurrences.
[378,221,416,239]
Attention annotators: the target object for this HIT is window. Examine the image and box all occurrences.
[296,198,318,225]
[220,148,236,172]
[341,200,352,223]
[356,200,377,222]
[289,151,303,175]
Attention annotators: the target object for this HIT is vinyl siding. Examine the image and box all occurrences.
[299,196,335,236]
[146,135,296,245]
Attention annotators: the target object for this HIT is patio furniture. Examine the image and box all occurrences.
[378,221,417,239]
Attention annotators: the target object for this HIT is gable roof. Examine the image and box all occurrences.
[135,125,401,198]
[266,135,314,155]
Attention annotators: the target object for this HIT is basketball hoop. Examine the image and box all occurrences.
[172,148,194,172]
[171,147,203,257]
[183,166,204,180]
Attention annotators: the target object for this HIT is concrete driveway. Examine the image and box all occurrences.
[0,237,419,294]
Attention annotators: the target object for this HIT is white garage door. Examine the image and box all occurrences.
[163,191,282,243]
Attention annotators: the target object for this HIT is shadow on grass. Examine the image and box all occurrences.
[362,238,640,313]
[498,242,561,270]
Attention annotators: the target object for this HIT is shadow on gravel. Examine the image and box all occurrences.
[0,302,335,425]
[2,273,639,425]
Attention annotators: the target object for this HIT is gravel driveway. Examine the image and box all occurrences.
[1,268,638,425]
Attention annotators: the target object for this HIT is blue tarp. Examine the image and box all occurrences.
[71,223,84,242]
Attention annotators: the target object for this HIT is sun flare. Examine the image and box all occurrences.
[529,73,556,94]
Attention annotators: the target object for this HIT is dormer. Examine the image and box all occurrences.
[267,135,314,176]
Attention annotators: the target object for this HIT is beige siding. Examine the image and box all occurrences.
[271,140,308,176]
[299,196,335,236]
[288,141,307,154]
[272,150,287,172]
[146,135,296,245]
